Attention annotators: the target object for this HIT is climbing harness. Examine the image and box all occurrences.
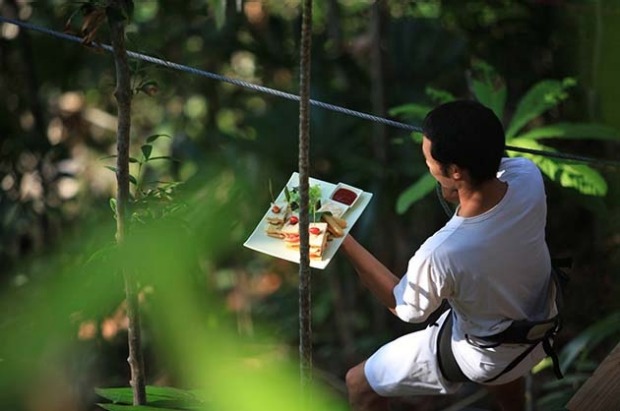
[437,264,569,384]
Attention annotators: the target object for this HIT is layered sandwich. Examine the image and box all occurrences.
[280,221,328,260]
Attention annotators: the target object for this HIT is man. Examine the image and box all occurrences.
[341,100,558,411]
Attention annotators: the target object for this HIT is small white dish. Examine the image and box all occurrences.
[317,199,348,219]
[330,182,363,209]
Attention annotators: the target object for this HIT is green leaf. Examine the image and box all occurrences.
[505,78,576,139]
[98,404,182,411]
[109,198,117,214]
[425,87,455,104]
[148,156,179,162]
[105,166,118,173]
[515,122,620,142]
[531,356,553,374]
[129,157,139,163]
[146,134,172,143]
[96,386,205,410]
[410,131,424,144]
[396,172,436,214]
[388,103,432,121]
[558,311,620,372]
[468,60,506,120]
[141,145,153,161]
[471,78,506,121]
[129,175,138,185]
[207,0,226,29]
[509,138,607,196]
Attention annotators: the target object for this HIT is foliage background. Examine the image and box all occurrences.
[1,1,620,410]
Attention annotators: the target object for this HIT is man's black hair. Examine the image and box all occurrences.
[422,100,506,186]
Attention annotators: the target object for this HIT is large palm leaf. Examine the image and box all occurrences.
[390,63,618,214]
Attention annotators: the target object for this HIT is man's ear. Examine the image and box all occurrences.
[448,164,463,180]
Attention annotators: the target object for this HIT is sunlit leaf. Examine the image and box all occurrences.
[471,77,506,121]
[505,78,576,139]
[515,122,620,142]
[468,60,506,120]
[508,138,607,196]
[531,357,553,374]
[396,172,436,214]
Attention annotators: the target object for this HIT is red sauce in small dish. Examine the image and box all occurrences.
[332,188,357,205]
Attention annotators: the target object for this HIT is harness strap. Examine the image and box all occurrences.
[436,312,469,383]
[483,341,540,383]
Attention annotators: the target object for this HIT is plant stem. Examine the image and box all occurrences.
[108,1,147,405]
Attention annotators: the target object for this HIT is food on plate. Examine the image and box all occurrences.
[265,201,290,226]
[262,180,362,260]
[280,221,329,260]
[331,187,358,206]
[318,199,347,218]
[322,214,347,237]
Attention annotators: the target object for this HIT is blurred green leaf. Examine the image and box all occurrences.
[388,103,432,121]
[148,156,179,162]
[208,0,226,29]
[516,122,620,141]
[146,134,172,143]
[559,311,620,372]
[396,172,436,214]
[98,405,185,411]
[425,86,456,104]
[97,386,205,410]
[141,145,153,161]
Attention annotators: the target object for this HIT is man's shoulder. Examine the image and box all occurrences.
[499,156,536,172]
[499,156,543,185]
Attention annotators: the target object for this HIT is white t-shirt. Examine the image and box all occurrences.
[393,157,554,383]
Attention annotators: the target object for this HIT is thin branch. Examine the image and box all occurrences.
[108,0,147,405]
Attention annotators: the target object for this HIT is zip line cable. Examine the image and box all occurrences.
[1,16,619,168]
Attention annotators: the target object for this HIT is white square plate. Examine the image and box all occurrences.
[243,172,373,269]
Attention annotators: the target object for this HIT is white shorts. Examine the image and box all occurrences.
[364,310,549,396]
[364,310,461,396]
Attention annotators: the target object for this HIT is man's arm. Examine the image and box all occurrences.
[340,235,400,314]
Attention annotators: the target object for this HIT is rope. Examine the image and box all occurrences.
[296,0,313,399]
[1,16,619,168]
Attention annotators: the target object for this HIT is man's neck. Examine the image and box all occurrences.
[456,178,508,218]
